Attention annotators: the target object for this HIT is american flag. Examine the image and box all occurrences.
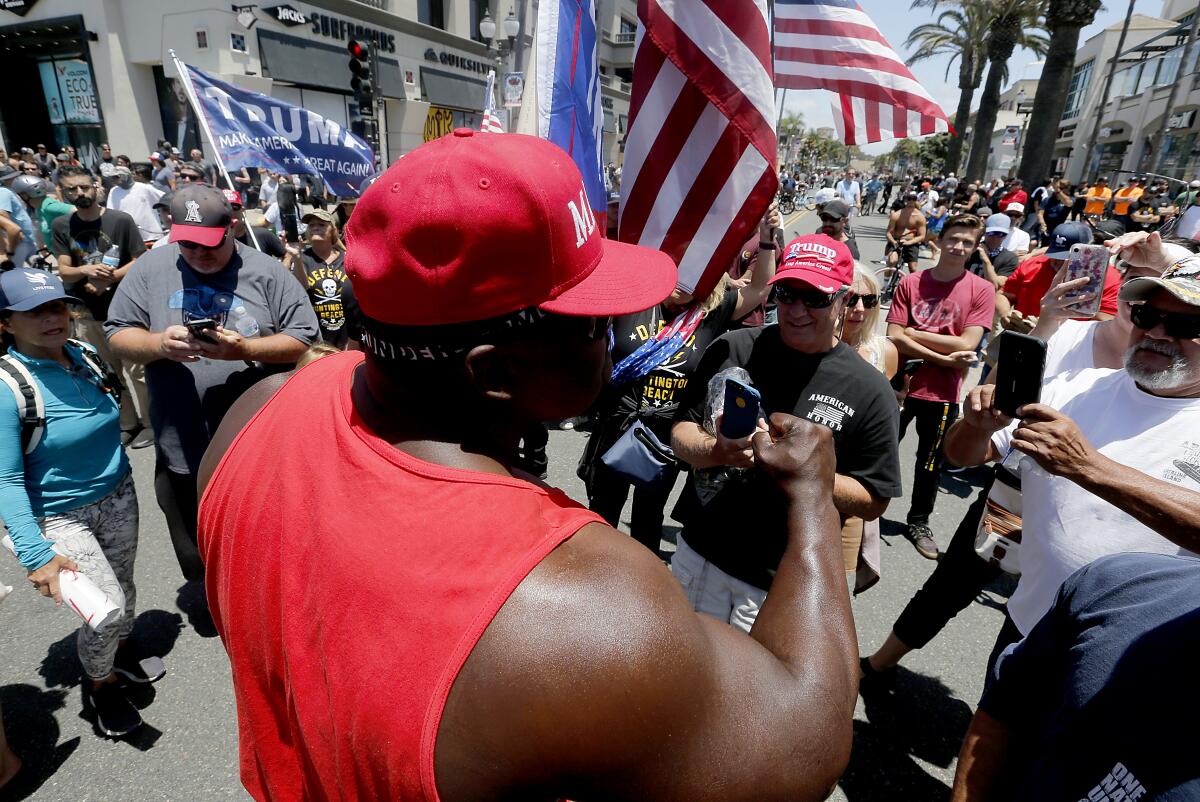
[774,0,951,146]
[481,70,506,133]
[618,0,777,297]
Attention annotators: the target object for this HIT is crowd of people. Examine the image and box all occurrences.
[2,127,1199,802]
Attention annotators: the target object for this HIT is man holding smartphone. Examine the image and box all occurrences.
[670,234,902,621]
[887,214,996,560]
[105,185,317,586]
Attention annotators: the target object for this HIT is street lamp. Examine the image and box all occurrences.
[479,7,522,119]
[1014,88,1034,174]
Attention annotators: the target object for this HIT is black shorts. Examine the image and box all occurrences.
[899,244,920,265]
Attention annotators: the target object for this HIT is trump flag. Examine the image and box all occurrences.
[181,63,375,196]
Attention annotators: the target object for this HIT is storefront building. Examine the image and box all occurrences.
[0,0,514,170]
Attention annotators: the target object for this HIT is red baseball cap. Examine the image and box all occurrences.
[345,129,676,326]
[221,188,243,208]
[770,234,854,293]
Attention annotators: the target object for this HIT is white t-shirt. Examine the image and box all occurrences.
[106,182,165,241]
[1002,227,1031,254]
[836,180,861,207]
[1043,319,1097,379]
[992,368,1200,634]
[1178,203,1200,240]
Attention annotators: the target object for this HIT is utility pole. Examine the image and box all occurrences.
[1083,0,1136,183]
[1152,10,1200,174]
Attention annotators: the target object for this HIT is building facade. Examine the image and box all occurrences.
[962,78,1042,182]
[0,0,633,175]
[1054,0,1198,183]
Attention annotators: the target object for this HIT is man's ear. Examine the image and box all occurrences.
[464,343,519,403]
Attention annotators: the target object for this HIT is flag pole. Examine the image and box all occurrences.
[169,49,262,252]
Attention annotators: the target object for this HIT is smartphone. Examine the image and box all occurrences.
[720,378,762,439]
[186,318,219,339]
[993,331,1047,419]
[1062,243,1110,317]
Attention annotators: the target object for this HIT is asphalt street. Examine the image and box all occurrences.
[0,209,1012,801]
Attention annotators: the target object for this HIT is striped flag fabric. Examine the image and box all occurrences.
[774,0,952,146]
[481,70,506,133]
[532,0,607,228]
[619,0,778,297]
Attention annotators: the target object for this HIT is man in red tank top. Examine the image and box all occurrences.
[198,130,860,802]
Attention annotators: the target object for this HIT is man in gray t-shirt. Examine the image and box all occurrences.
[106,185,317,582]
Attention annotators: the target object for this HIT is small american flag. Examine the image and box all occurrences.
[774,0,951,146]
[481,70,506,134]
[618,0,778,297]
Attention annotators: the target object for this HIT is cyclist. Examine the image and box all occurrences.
[863,175,882,218]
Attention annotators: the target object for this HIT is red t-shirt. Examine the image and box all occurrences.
[1002,254,1120,319]
[888,269,996,403]
[999,189,1029,211]
[198,352,604,802]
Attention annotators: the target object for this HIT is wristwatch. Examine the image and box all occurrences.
[758,241,778,251]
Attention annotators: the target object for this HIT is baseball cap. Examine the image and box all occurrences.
[1190,180,1200,189]
[114,165,131,178]
[1092,219,1125,242]
[813,187,836,205]
[0,268,82,312]
[0,165,17,183]
[903,191,919,201]
[985,213,1011,235]
[168,185,233,246]
[152,191,174,210]
[1005,202,1026,216]
[55,153,70,162]
[1120,255,1200,307]
[820,199,851,220]
[302,208,336,225]
[769,234,854,294]
[344,129,676,327]
[150,152,163,162]
[1045,221,1093,259]
[221,188,243,208]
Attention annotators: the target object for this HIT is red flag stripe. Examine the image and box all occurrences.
[775,46,926,81]
[657,122,748,262]
[691,164,777,300]
[773,18,890,48]
[627,36,666,126]
[774,75,950,121]
[698,0,773,78]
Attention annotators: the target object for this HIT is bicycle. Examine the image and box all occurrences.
[875,261,905,309]
[777,189,796,216]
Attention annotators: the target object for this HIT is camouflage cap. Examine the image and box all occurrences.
[1120,255,1200,307]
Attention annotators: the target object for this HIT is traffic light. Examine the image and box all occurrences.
[348,39,375,113]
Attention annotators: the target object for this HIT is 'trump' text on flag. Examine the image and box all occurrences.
[181,63,376,196]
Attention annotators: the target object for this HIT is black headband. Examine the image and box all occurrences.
[359,306,550,362]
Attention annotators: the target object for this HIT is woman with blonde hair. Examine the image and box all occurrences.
[283,209,359,349]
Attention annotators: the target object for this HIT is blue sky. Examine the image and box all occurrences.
[781,0,1149,154]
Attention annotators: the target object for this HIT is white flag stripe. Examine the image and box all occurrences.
[775,4,880,28]
[639,104,729,250]
[774,32,912,64]
[655,0,776,127]
[774,61,941,102]
[676,145,768,282]
[535,2,561,140]
[619,57,686,210]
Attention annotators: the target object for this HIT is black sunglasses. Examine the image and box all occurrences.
[178,231,229,252]
[818,214,842,224]
[1129,304,1200,340]
[846,292,879,309]
[774,283,842,308]
[180,174,202,181]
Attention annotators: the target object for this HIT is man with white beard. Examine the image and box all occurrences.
[941,253,1200,667]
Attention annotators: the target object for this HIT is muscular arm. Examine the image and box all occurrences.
[107,327,163,364]
[950,709,1011,802]
[904,325,985,355]
[886,213,902,244]
[438,418,857,802]
[835,474,888,520]
[733,245,777,320]
[671,420,746,470]
[943,418,1001,467]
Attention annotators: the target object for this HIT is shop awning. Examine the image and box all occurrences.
[420,67,486,112]
[258,29,403,98]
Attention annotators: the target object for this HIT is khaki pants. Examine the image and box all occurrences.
[73,310,151,432]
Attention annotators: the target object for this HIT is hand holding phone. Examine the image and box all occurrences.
[1062,243,1110,317]
[720,378,762,439]
[993,331,1047,419]
[185,318,219,341]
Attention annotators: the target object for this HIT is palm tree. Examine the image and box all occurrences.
[905,0,991,175]
[964,0,1049,182]
[1016,0,1103,186]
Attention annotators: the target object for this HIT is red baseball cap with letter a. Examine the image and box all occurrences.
[345,129,676,326]
[770,234,855,294]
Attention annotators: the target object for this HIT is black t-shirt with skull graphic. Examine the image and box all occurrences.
[299,247,359,348]
[51,209,146,318]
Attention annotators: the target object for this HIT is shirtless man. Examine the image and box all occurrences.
[887,192,927,273]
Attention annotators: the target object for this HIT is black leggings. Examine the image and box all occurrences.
[154,460,205,582]
[898,397,960,527]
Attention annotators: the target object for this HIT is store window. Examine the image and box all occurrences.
[196,30,209,50]
[1136,57,1160,94]
[1062,60,1092,120]
[230,33,248,53]
[419,0,446,30]
[469,0,489,43]
[1159,130,1199,180]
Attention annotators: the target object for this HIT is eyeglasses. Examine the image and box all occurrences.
[845,292,879,309]
[178,231,228,252]
[62,184,95,195]
[179,174,202,182]
[818,215,842,224]
[774,283,842,308]
[1129,304,1200,339]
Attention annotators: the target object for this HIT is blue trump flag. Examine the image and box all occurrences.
[183,63,375,196]
[534,0,606,226]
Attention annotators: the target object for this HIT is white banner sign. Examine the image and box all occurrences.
[503,72,524,108]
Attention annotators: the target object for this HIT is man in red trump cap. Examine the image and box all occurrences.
[671,233,902,614]
[197,131,861,802]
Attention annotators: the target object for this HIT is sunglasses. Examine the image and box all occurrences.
[1129,304,1200,339]
[774,283,842,308]
[818,215,842,224]
[845,292,879,309]
[178,231,228,252]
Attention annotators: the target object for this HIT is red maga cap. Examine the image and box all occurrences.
[770,234,855,294]
[344,129,676,326]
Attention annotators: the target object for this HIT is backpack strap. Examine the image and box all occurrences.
[0,354,45,455]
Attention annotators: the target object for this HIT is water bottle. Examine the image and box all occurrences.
[229,305,260,338]
[101,244,120,270]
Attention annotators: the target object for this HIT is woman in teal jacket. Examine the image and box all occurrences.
[0,267,161,739]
